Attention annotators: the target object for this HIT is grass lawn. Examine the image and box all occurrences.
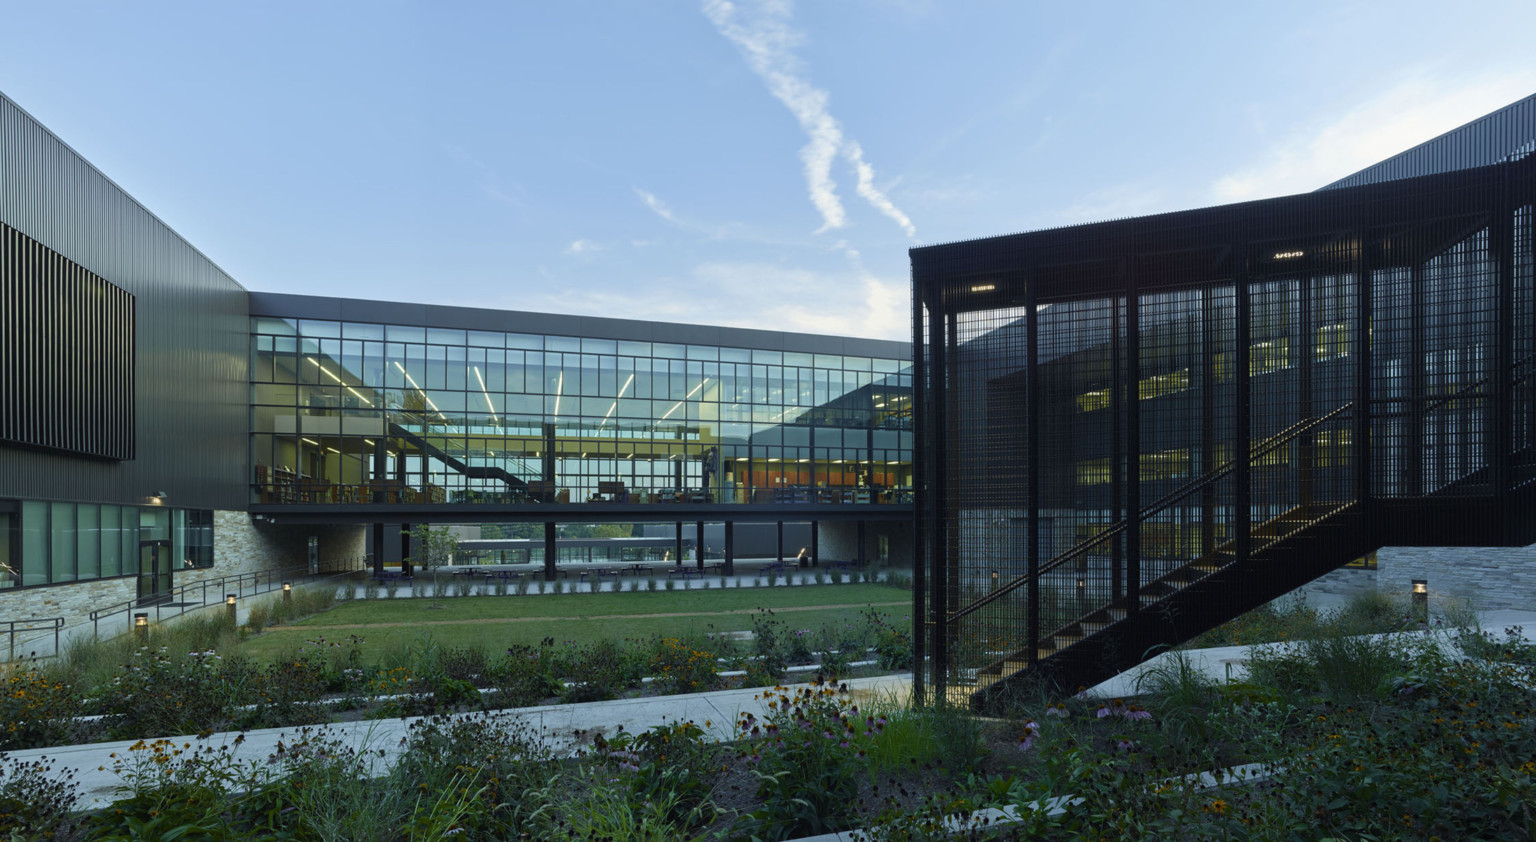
[238,582,911,663]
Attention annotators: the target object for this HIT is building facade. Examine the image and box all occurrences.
[0,89,913,643]
[913,95,1536,703]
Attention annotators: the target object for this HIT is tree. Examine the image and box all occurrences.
[407,524,461,608]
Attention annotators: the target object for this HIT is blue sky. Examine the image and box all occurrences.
[3,1,1535,341]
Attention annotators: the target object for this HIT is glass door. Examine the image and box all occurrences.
[137,540,171,605]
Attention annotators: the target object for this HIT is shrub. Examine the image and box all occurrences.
[488,640,563,707]
[0,665,81,750]
[0,754,80,838]
[102,647,233,740]
[560,639,637,703]
[396,712,552,836]
[864,607,913,670]
[592,720,721,832]
[733,682,881,840]
[650,637,719,694]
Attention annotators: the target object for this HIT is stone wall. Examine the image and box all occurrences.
[1376,545,1536,611]
[175,512,367,587]
[0,512,366,656]
[1288,566,1381,606]
[0,576,139,655]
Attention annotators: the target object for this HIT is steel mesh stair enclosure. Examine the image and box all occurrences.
[911,152,1536,708]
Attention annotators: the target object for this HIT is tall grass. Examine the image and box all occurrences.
[42,585,340,692]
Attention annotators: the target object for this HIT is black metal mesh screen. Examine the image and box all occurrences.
[914,151,1536,704]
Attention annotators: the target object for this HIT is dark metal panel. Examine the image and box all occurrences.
[0,91,249,510]
[0,222,134,460]
[1323,94,1536,190]
[916,129,1536,702]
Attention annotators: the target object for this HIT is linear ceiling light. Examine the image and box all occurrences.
[394,361,449,423]
[472,365,499,426]
[554,371,564,418]
[602,372,636,427]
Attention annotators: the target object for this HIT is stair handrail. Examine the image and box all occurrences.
[947,400,1356,623]
[949,350,1536,625]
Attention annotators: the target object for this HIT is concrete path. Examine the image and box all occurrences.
[6,674,912,811]
[1084,607,1536,698]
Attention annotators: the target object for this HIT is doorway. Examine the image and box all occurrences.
[138,539,172,605]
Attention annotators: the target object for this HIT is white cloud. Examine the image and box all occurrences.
[635,188,681,224]
[1213,69,1536,201]
[564,239,604,255]
[702,0,917,238]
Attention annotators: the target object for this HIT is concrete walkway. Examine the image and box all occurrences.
[1083,607,1536,698]
[7,674,912,811]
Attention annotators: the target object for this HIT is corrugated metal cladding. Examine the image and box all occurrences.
[1323,93,1536,189]
[0,91,250,511]
[1,221,135,459]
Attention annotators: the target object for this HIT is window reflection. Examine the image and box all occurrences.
[251,320,913,506]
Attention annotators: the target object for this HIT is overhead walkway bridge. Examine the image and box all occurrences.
[912,140,1536,707]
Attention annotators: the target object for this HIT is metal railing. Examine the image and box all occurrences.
[88,555,367,639]
[949,401,1358,624]
[4,616,64,662]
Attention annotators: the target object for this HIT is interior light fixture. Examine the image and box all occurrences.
[554,371,564,418]
[661,401,684,420]
[472,365,499,426]
[970,284,996,292]
[686,377,709,398]
[302,438,319,446]
[346,386,372,405]
[1274,250,1305,260]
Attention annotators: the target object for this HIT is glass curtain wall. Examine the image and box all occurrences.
[0,502,212,590]
[250,318,913,507]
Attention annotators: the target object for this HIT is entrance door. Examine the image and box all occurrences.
[138,540,172,605]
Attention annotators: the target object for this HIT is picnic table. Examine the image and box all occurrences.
[623,564,654,576]
[579,568,620,581]
[667,567,703,579]
[371,570,413,582]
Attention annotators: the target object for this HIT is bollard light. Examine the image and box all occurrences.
[226,593,238,622]
[134,613,149,641]
[1412,579,1428,623]
[282,582,292,602]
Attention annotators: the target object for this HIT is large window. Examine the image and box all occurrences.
[0,501,213,589]
[250,318,914,507]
